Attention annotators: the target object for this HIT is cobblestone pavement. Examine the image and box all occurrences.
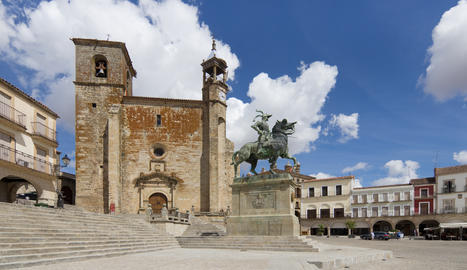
[318,236,467,270]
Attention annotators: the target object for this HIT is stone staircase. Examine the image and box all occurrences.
[0,202,179,269]
[176,236,319,252]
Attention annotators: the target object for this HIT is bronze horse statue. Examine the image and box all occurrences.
[231,118,297,177]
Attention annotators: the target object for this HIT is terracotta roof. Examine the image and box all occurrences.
[354,183,412,190]
[435,164,467,176]
[302,175,354,183]
[0,77,59,118]
[71,38,137,77]
[409,177,435,185]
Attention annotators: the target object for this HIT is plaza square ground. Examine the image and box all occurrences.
[16,237,467,270]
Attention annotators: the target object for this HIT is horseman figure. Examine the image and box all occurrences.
[231,111,298,177]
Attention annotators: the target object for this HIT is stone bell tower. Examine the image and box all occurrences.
[73,38,136,213]
[200,40,231,212]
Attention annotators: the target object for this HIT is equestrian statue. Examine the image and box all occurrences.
[231,110,298,177]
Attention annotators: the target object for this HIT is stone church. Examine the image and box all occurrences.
[73,38,234,214]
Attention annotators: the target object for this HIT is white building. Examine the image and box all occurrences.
[0,78,60,206]
[435,165,467,214]
[351,184,414,218]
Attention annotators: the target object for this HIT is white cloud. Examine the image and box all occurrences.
[0,0,239,131]
[453,150,467,164]
[328,113,359,143]
[372,160,419,186]
[310,172,336,179]
[227,61,338,155]
[342,162,368,174]
[421,0,467,101]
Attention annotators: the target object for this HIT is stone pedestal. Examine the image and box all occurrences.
[226,173,299,236]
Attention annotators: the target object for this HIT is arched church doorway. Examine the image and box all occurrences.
[61,186,73,205]
[149,193,167,214]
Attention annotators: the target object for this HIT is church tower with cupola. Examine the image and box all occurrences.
[201,40,233,212]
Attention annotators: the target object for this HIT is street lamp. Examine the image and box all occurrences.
[55,153,70,208]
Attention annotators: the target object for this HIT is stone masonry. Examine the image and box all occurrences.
[74,38,234,214]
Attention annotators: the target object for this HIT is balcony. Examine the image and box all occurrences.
[0,100,26,129]
[442,186,456,193]
[31,122,57,144]
[0,144,53,175]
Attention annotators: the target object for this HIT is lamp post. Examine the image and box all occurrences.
[54,153,70,208]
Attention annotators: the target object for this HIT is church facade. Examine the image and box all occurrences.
[73,38,234,214]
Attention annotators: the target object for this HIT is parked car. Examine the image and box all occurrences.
[374,231,390,240]
[360,233,372,240]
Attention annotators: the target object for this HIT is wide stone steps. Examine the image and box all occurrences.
[176,236,319,252]
[0,203,179,269]
[0,246,176,270]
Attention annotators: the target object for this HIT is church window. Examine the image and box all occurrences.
[156,114,162,127]
[154,147,165,157]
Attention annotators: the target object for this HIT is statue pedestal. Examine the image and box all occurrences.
[226,173,300,236]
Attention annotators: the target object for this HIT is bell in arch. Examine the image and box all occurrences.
[95,61,107,77]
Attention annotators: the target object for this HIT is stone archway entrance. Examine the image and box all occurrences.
[373,220,392,232]
[396,220,416,236]
[0,177,39,204]
[149,193,168,214]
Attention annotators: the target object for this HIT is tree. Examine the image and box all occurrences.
[346,220,356,236]
[317,224,325,236]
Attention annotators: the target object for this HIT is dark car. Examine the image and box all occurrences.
[374,231,390,240]
[360,233,372,240]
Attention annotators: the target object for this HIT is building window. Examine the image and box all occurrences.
[373,193,378,203]
[420,202,429,215]
[443,199,455,213]
[382,193,388,202]
[420,188,428,198]
[336,185,342,196]
[362,194,368,203]
[382,207,388,216]
[394,206,400,216]
[320,208,330,218]
[334,208,344,218]
[156,114,162,127]
[353,195,358,203]
[361,208,367,217]
[372,207,378,217]
[154,147,164,157]
[394,192,400,201]
[0,131,12,161]
[443,180,456,193]
[308,187,314,198]
[353,208,359,218]
[307,209,316,219]
[322,186,328,197]
[404,205,410,216]
[404,191,410,200]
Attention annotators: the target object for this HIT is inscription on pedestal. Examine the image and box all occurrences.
[247,192,275,209]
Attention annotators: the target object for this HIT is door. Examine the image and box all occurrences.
[0,131,11,161]
[420,203,429,215]
[149,193,168,214]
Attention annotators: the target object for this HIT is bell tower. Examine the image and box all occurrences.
[73,38,136,213]
[200,40,230,212]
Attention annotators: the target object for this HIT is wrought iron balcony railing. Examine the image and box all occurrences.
[0,100,26,128]
[0,144,53,175]
[31,122,57,142]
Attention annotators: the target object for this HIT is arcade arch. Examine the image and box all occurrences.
[396,220,416,236]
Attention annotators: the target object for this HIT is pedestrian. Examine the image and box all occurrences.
[371,231,375,240]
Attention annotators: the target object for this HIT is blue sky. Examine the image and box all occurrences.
[1,0,466,187]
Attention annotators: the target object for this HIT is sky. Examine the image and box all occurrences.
[1,0,467,187]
